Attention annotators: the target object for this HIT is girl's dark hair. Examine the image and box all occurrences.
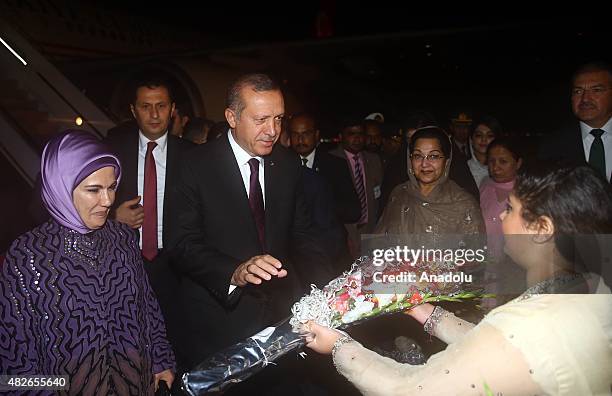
[515,163,612,276]
[409,126,451,158]
[486,137,523,161]
[471,115,503,137]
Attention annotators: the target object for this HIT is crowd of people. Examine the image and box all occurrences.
[1,60,611,395]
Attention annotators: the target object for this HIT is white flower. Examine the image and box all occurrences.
[375,293,394,308]
[342,300,375,323]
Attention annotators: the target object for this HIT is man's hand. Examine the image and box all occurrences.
[114,196,144,229]
[231,254,288,287]
[153,369,174,392]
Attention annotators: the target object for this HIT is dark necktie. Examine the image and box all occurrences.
[248,158,266,251]
[589,129,606,178]
[353,154,367,224]
[142,141,158,261]
[462,142,470,159]
[301,157,308,167]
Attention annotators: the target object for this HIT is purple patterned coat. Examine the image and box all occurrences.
[0,219,175,395]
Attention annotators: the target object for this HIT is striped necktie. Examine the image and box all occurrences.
[353,154,367,224]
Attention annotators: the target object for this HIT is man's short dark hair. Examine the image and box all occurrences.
[338,115,364,134]
[226,73,280,119]
[130,70,175,104]
[174,99,193,119]
[363,119,383,131]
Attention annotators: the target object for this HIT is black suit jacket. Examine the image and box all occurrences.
[538,124,612,182]
[538,123,586,164]
[300,167,351,279]
[167,135,328,367]
[104,128,195,248]
[312,149,361,224]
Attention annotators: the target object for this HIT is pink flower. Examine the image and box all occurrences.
[335,299,349,314]
[337,291,350,302]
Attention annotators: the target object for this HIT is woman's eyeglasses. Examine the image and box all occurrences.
[410,153,445,162]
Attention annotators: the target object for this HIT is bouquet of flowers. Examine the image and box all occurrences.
[290,256,484,331]
[182,256,490,395]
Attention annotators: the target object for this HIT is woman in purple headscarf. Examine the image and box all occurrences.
[0,131,175,394]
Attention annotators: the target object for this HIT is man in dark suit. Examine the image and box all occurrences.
[539,61,612,182]
[104,72,194,382]
[329,117,384,258]
[167,74,329,372]
[289,113,358,274]
[288,113,361,224]
[448,111,473,159]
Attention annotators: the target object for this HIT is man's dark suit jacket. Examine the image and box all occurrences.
[538,124,586,164]
[312,149,361,224]
[300,167,351,280]
[167,135,328,368]
[538,124,611,182]
[104,128,195,249]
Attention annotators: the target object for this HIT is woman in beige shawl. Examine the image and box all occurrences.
[376,126,483,237]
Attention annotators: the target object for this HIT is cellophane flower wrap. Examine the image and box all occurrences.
[182,256,489,395]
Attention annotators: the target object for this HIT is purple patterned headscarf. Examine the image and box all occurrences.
[41,130,121,234]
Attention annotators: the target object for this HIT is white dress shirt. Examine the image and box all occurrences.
[467,157,489,187]
[580,117,612,180]
[227,130,266,206]
[137,131,167,249]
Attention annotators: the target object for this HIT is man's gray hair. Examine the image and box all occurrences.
[226,73,281,119]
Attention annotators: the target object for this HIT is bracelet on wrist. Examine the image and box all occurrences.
[331,334,355,369]
[423,305,446,336]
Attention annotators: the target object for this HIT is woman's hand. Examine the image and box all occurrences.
[404,303,435,325]
[303,321,344,355]
[154,369,174,392]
